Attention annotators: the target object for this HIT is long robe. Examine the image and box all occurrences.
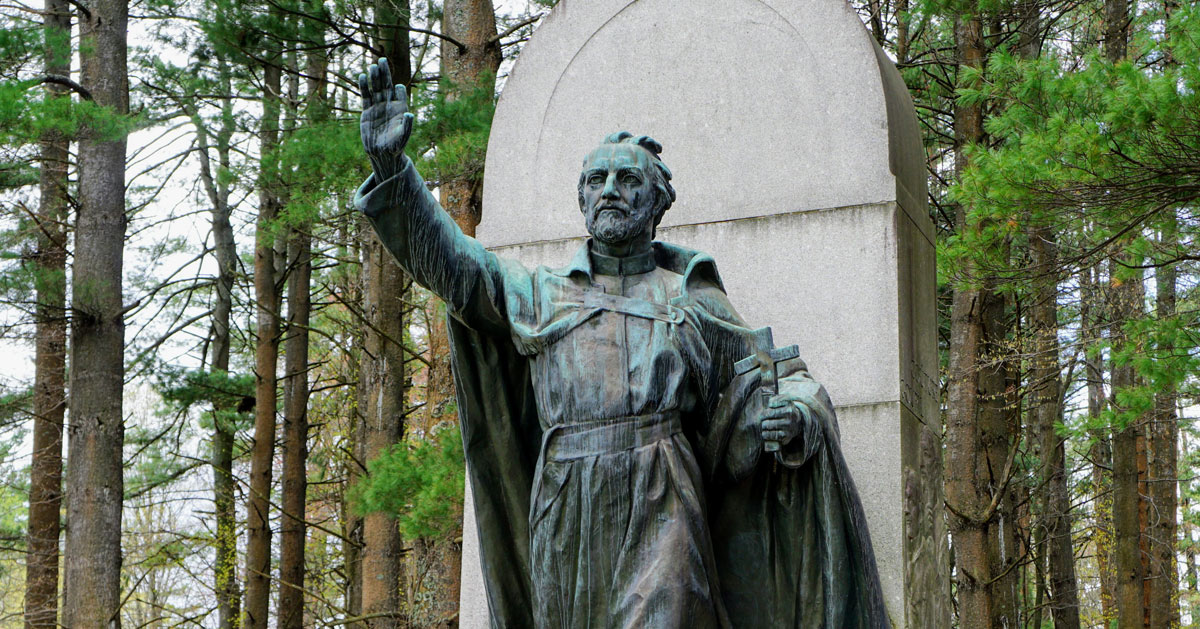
[356,160,888,628]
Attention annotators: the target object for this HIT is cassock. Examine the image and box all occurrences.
[356,159,888,629]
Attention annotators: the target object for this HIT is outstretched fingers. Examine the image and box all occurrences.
[378,58,393,94]
[361,59,404,113]
[368,63,381,100]
[358,72,372,110]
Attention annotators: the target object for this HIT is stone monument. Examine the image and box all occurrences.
[456,0,949,626]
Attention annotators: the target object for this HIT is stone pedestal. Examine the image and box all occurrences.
[458,0,948,625]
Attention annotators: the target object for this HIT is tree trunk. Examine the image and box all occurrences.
[439,0,500,233]
[429,3,502,621]
[945,11,996,628]
[345,407,365,626]
[945,274,991,627]
[63,0,128,626]
[1183,481,1198,624]
[243,42,284,629]
[1029,225,1081,629]
[278,228,312,629]
[360,232,410,629]
[344,225,366,627]
[276,12,326,625]
[355,5,414,627]
[1148,212,1179,628]
[1104,0,1129,62]
[193,53,241,629]
[1081,260,1116,622]
[1101,1,1148,625]
[979,288,1018,629]
[895,0,908,62]
[1110,261,1146,629]
[25,2,69,626]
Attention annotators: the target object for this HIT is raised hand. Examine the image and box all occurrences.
[359,58,414,182]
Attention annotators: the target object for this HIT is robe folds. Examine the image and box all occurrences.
[356,160,889,629]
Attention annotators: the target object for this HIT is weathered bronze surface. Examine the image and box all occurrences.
[357,59,888,628]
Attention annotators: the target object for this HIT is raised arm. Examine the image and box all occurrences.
[355,59,510,332]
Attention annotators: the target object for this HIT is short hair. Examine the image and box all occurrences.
[578,131,677,232]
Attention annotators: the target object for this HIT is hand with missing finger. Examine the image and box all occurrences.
[358,58,414,182]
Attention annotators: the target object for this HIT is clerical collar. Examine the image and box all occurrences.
[590,248,656,276]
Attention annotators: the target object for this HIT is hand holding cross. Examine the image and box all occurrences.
[734,327,804,453]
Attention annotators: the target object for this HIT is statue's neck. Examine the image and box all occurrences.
[590,240,656,276]
[590,235,651,258]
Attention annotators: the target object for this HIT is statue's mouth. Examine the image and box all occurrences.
[596,205,627,215]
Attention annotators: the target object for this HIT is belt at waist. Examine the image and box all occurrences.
[545,412,682,461]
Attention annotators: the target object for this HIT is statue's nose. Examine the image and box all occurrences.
[601,172,619,199]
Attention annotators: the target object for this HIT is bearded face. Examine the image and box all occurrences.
[578,144,659,248]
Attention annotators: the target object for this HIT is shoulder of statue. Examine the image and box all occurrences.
[652,241,751,332]
[652,241,726,295]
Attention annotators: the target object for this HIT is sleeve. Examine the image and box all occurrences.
[355,157,520,334]
[686,282,829,477]
[770,361,832,468]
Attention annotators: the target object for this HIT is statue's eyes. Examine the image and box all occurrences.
[622,174,641,185]
[588,174,605,185]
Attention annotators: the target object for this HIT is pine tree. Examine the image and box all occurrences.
[357,4,413,626]
[62,0,129,624]
[244,4,286,625]
[24,1,69,626]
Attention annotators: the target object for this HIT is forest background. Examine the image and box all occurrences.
[0,0,1197,627]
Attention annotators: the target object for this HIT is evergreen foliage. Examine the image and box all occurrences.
[407,73,497,186]
[351,423,466,540]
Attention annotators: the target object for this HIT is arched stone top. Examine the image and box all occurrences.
[479,0,928,248]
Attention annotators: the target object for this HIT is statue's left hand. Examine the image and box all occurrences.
[760,396,806,451]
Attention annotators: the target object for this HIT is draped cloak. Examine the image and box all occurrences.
[356,160,889,629]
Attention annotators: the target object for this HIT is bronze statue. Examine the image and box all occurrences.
[357,59,887,629]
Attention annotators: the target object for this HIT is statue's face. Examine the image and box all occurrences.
[579,144,658,247]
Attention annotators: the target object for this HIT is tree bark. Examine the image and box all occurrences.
[1109,261,1146,629]
[63,0,128,626]
[192,53,241,629]
[439,0,500,233]
[1183,481,1198,624]
[278,228,312,629]
[1104,0,1129,62]
[979,288,1018,629]
[1148,212,1179,628]
[344,225,366,627]
[243,39,284,629]
[1081,259,1116,621]
[1101,1,1148,625]
[945,11,998,628]
[355,5,414,627]
[345,405,365,626]
[360,234,410,628]
[426,3,502,621]
[1029,225,1081,629]
[276,11,326,625]
[25,2,70,626]
[895,0,908,63]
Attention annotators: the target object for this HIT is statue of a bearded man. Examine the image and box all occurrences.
[356,59,887,629]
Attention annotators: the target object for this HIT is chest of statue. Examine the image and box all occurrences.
[527,267,698,428]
